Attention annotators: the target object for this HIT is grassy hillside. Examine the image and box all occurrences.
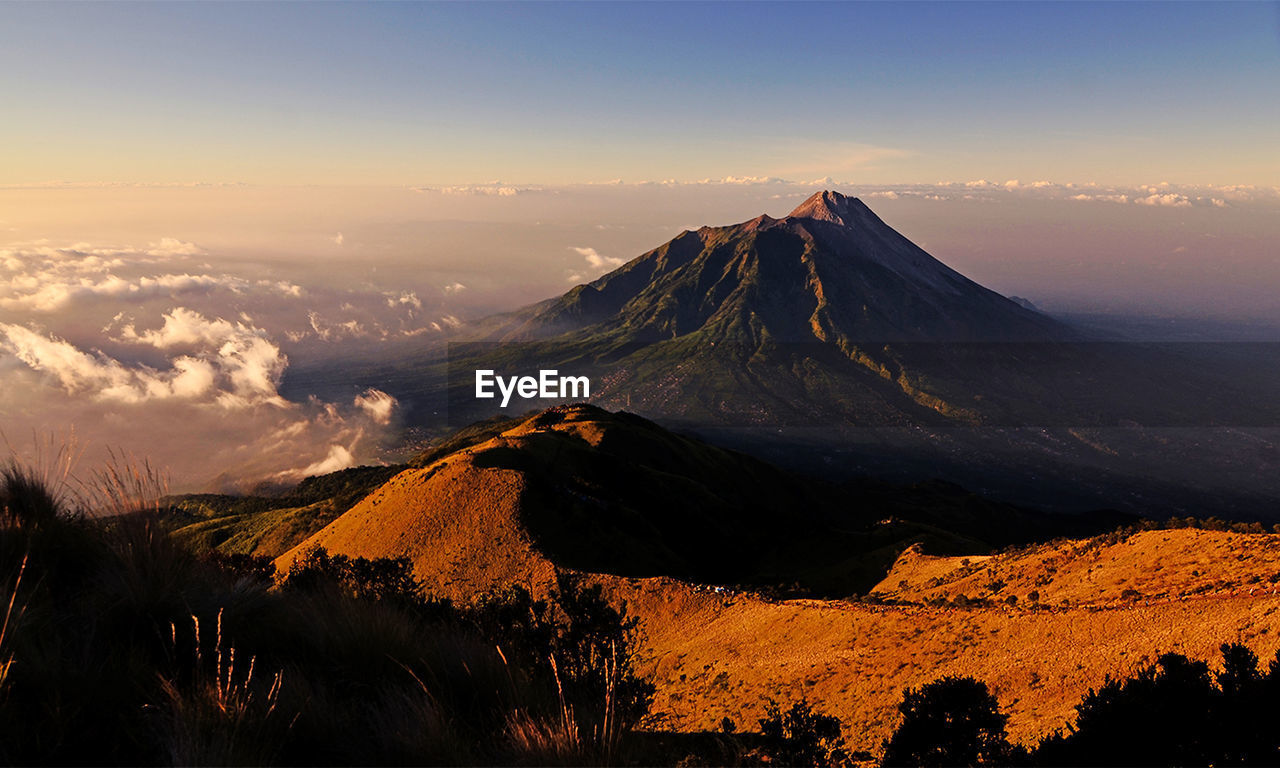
[254,407,1280,760]
[11,420,1280,764]
[168,465,404,558]
[615,558,1280,755]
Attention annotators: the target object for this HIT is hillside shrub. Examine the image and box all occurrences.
[758,698,849,767]
[1036,643,1280,766]
[881,676,1020,767]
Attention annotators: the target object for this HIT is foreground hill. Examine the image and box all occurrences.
[264,425,1280,755]
[256,405,1280,757]
[274,404,1123,600]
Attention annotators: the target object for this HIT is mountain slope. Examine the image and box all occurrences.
[287,192,1280,518]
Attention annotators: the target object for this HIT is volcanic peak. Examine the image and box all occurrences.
[785,189,872,227]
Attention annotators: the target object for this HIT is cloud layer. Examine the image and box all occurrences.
[0,236,438,491]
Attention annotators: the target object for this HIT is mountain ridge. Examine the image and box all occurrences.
[272,404,1134,600]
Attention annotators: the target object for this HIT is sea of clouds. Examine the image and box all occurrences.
[0,232,473,491]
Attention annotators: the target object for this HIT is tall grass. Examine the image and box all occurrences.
[469,576,655,766]
[0,456,660,765]
[78,447,169,519]
[0,431,78,527]
[0,553,26,695]
[505,643,629,766]
[157,609,287,765]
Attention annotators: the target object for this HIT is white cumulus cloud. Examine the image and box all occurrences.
[0,266,303,312]
[0,322,227,405]
[384,291,422,310]
[10,307,293,409]
[1071,193,1130,204]
[274,444,357,482]
[146,238,204,257]
[571,246,625,273]
[1135,193,1192,208]
[353,388,397,425]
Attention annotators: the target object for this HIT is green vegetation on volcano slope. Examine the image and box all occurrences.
[168,465,404,558]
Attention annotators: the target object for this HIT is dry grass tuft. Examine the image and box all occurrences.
[505,709,588,766]
[78,447,169,519]
[0,554,27,693]
[0,432,79,527]
[158,608,287,765]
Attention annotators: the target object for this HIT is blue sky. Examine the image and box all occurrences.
[2,1,1277,185]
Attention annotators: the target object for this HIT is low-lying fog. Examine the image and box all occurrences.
[3,180,1278,491]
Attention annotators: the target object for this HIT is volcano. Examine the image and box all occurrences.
[449,191,1077,427]
[485,190,1071,345]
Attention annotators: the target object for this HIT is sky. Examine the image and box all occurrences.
[2,1,1277,186]
[1,1,1279,491]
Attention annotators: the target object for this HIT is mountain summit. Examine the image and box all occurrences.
[489,190,1069,344]
[786,189,871,225]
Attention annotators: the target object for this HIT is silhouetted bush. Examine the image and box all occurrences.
[758,698,849,767]
[882,676,1020,767]
[1037,643,1280,766]
[280,547,423,603]
[0,461,62,529]
[1037,653,1216,766]
[202,550,276,584]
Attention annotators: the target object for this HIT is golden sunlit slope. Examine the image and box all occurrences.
[618,569,1280,755]
[278,403,926,598]
[622,528,1280,755]
[871,528,1280,607]
[275,457,557,603]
